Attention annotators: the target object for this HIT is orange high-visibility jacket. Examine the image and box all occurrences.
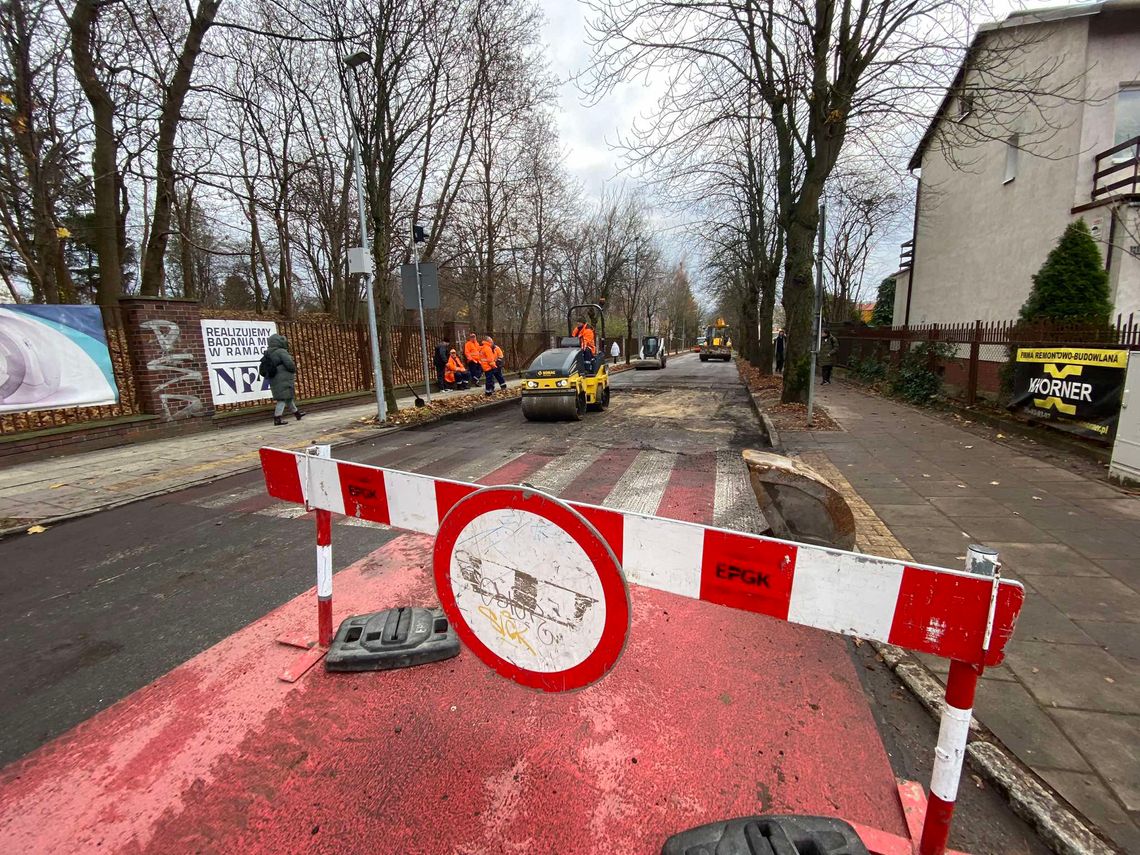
[573,323,596,355]
[445,354,466,383]
[464,338,482,364]
[478,342,502,372]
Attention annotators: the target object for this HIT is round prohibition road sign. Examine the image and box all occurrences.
[432,486,630,692]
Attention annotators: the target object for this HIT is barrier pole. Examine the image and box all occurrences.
[308,444,334,648]
[919,544,999,855]
[316,507,333,647]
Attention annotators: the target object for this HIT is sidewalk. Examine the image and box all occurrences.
[0,381,518,534]
[785,382,1140,852]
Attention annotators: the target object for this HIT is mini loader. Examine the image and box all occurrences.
[521,304,611,421]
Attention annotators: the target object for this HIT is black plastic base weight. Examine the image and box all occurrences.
[325,606,460,672]
[662,815,869,855]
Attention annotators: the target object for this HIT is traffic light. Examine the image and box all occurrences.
[413,224,426,243]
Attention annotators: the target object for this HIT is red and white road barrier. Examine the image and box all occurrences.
[259,446,1023,854]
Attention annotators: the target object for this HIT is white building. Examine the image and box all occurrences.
[896,1,1140,326]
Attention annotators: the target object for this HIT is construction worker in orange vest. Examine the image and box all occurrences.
[444,349,470,390]
[572,318,596,353]
[464,332,483,384]
[479,335,506,396]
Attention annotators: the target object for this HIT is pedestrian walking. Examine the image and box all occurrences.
[820,330,838,385]
[774,329,786,373]
[445,349,470,389]
[610,340,620,364]
[433,339,450,391]
[260,333,305,425]
[479,335,507,396]
[464,333,483,384]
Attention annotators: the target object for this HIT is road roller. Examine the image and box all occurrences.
[521,304,611,421]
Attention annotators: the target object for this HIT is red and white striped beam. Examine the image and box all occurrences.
[260,447,1024,667]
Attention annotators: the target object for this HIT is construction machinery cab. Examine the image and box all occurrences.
[521,304,611,421]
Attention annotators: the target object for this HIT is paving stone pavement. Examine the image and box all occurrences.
[787,382,1140,853]
[0,383,517,531]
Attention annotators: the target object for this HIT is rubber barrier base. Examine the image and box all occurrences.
[325,607,460,672]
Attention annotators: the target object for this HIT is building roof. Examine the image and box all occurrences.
[906,1,1138,171]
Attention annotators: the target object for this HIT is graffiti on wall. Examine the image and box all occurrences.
[0,305,119,414]
[139,319,203,420]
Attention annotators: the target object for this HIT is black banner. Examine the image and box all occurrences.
[1009,347,1129,441]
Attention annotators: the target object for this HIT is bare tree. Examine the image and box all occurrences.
[1,0,82,303]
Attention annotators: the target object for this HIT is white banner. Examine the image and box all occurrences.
[200,320,278,405]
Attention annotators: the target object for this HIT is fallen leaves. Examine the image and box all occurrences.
[26,524,47,534]
[362,386,521,428]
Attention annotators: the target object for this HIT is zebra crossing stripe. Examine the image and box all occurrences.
[259,446,1024,666]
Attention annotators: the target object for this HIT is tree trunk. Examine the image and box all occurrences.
[68,0,122,305]
[739,274,761,365]
[138,0,221,296]
[758,266,776,373]
[780,215,819,403]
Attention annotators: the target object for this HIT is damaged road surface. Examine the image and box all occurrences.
[0,354,1047,854]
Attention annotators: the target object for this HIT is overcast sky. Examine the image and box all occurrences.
[539,0,1034,302]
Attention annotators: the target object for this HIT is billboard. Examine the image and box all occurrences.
[1010,346,1129,440]
[0,305,119,414]
[200,320,278,405]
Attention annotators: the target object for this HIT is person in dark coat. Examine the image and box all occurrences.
[433,339,451,390]
[263,333,305,425]
[774,329,786,373]
[820,330,839,385]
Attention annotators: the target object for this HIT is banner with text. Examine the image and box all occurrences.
[0,305,119,414]
[200,320,278,405]
[1010,347,1129,440]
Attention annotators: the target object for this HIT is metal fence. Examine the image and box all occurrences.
[836,315,1140,405]
[0,305,142,437]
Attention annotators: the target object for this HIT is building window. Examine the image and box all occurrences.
[1004,134,1019,184]
[1115,86,1140,145]
[957,92,974,122]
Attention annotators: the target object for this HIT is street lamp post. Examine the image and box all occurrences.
[806,202,826,426]
[411,222,432,404]
[344,51,387,423]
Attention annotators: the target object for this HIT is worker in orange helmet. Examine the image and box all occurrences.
[444,348,469,390]
[464,332,483,384]
[479,335,507,396]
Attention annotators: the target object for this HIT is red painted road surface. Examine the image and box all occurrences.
[0,451,910,854]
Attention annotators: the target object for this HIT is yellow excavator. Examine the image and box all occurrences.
[521,304,611,421]
[700,318,732,362]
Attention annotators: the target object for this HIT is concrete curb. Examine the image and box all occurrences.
[738,384,782,452]
[0,394,522,542]
[871,640,1122,855]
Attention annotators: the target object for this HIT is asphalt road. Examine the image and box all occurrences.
[0,352,1047,853]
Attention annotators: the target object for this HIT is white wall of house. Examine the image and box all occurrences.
[905,9,1140,326]
[891,268,911,325]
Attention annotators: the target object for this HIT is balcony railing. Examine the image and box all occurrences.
[899,239,913,270]
[1092,135,1140,201]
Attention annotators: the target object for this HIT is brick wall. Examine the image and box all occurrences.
[119,297,214,422]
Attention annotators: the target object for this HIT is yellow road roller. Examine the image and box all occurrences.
[521,304,611,421]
